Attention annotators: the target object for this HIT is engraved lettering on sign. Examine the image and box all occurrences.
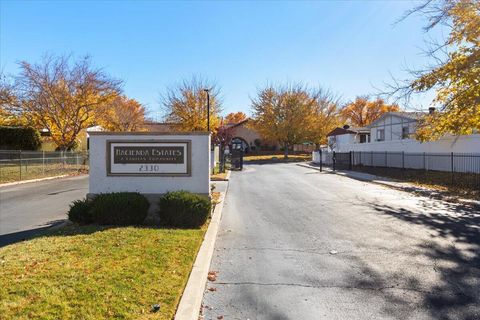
[113,146,184,164]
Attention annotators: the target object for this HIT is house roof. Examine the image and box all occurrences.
[225,118,249,128]
[388,112,427,120]
[368,111,427,127]
[327,126,370,137]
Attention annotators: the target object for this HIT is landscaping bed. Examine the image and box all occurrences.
[0,225,206,319]
[352,166,480,201]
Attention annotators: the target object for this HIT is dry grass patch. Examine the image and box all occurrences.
[0,163,87,184]
[243,154,310,163]
[353,166,480,201]
[211,171,228,181]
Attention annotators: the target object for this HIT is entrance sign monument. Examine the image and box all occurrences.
[107,141,191,176]
[88,132,210,198]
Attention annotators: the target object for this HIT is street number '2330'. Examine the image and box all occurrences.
[139,165,160,172]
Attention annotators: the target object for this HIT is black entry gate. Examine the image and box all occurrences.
[332,151,352,171]
[317,151,352,171]
[230,149,244,170]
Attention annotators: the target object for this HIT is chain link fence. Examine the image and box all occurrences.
[0,150,89,184]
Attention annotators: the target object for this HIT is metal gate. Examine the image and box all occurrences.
[332,152,352,170]
[316,151,352,171]
[230,149,244,170]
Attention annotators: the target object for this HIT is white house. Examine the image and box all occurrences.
[327,126,370,151]
[327,110,480,154]
[369,112,424,142]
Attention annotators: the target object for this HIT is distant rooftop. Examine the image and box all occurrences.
[388,111,427,120]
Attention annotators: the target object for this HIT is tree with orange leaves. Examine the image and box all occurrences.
[97,95,146,132]
[224,111,247,124]
[1,54,121,150]
[340,97,399,127]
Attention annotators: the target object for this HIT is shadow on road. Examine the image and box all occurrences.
[0,220,65,248]
[366,200,480,320]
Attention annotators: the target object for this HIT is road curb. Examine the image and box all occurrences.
[0,174,72,188]
[210,170,231,182]
[174,183,229,320]
[297,162,480,207]
[225,170,231,181]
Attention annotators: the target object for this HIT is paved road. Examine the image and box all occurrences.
[0,175,88,246]
[202,163,480,320]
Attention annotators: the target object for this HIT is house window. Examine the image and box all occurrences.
[359,134,367,143]
[402,126,409,139]
[377,129,385,141]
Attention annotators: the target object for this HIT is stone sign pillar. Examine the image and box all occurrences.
[88,132,211,221]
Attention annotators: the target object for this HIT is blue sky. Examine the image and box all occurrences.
[0,0,444,119]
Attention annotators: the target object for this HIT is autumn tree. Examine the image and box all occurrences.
[310,90,341,147]
[161,76,222,132]
[340,97,400,127]
[390,0,480,140]
[224,111,247,124]
[0,76,28,126]
[4,55,121,150]
[97,95,146,131]
[212,120,235,172]
[251,84,318,158]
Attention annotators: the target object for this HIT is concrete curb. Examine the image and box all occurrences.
[210,170,231,182]
[0,174,71,188]
[174,184,229,320]
[225,170,231,181]
[297,162,480,207]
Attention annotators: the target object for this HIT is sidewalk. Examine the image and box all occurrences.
[298,162,480,208]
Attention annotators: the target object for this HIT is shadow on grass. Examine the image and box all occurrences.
[0,222,205,249]
[361,200,480,320]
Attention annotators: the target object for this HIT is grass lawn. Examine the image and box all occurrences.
[0,225,206,319]
[0,163,87,184]
[243,153,310,163]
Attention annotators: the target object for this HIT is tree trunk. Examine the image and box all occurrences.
[284,143,289,159]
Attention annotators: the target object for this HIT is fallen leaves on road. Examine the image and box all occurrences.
[207,270,218,282]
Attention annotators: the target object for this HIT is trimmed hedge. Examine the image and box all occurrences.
[68,198,94,224]
[68,193,150,226]
[90,192,150,225]
[158,191,211,228]
[0,126,41,150]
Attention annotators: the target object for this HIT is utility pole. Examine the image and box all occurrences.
[204,89,210,132]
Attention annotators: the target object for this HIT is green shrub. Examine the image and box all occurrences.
[0,126,41,150]
[90,192,150,225]
[158,191,211,228]
[68,198,94,224]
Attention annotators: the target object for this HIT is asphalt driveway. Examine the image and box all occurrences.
[202,163,480,320]
[0,175,88,246]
